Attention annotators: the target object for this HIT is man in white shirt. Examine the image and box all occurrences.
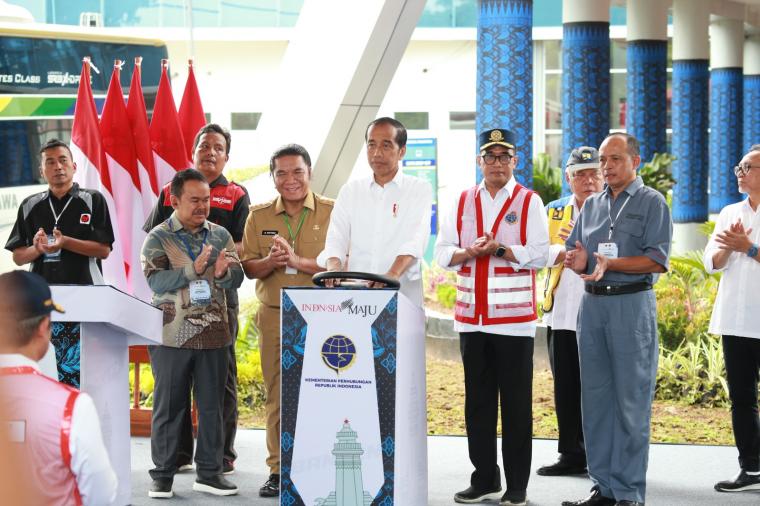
[434,128,549,506]
[537,147,603,477]
[319,117,432,306]
[706,146,760,493]
[0,270,117,506]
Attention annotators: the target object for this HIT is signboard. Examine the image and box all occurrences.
[402,138,438,263]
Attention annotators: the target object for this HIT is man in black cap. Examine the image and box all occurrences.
[434,129,549,506]
[0,271,117,505]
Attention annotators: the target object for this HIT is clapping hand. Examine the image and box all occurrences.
[194,244,213,275]
[715,219,753,253]
[564,240,588,274]
[272,235,297,268]
[214,248,235,278]
[267,235,290,270]
[580,252,608,282]
[33,228,48,254]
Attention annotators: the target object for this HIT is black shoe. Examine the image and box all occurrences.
[562,488,616,506]
[536,459,587,476]
[222,460,234,475]
[193,475,238,496]
[454,485,502,503]
[714,470,760,492]
[148,478,173,499]
[500,490,527,505]
[259,473,280,497]
[615,502,644,505]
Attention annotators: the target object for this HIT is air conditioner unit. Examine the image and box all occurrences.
[79,12,102,28]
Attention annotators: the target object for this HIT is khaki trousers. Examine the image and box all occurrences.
[256,303,281,473]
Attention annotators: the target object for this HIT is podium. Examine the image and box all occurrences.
[280,287,427,506]
[51,285,163,506]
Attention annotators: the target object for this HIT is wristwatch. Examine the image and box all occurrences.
[494,245,507,258]
[748,243,759,259]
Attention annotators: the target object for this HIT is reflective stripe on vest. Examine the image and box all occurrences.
[454,185,538,325]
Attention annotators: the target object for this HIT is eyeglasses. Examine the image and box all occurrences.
[482,153,513,165]
[733,164,760,177]
[571,170,602,181]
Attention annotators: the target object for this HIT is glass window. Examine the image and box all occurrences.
[231,112,262,130]
[611,40,627,70]
[449,111,475,130]
[545,40,562,71]
[418,0,453,27]
[545,74,561,130]
[544,134,562,167]
[454,0,476,27]
[610,72,627,130]
[395,112,429,130]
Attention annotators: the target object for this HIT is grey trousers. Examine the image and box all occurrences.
[577,290,658,503]
[149,345,229,480]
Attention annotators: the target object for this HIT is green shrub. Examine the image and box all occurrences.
[655,337,728,407]
[640,152,676,198]
[533,153,562,204]
[423,262,457,310]
[436,284,457,309]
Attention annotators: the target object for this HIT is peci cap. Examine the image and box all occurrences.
[0,270,65,320]
[479,129,516,152]
[565,146,600,174]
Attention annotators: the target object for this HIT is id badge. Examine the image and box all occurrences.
[189,279,212,306]
[42,234,61,263]
[597,242,619,259]
[285,265,298,275]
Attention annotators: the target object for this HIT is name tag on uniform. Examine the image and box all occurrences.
[598,242,619,259]
[189,279,212,306]
[43,234,61,263]
[5,420,26,443]
[262,230,277,236]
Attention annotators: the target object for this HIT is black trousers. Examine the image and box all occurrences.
[722,334,760,472]
[547,327,586,464]
[149,345,228,480]
[177,306,239,465]
[460,331,533,493]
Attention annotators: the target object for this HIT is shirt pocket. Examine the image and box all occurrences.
[617,218,644,238]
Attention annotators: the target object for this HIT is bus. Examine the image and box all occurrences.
[0,22,168,269]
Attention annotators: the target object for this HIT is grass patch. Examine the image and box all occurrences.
[239,356,735,446]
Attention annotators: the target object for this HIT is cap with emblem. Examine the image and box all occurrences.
[565,146,600,174]
[478,128,516,152]
[0,270,65,320]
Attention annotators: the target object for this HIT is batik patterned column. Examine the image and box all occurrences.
[627,41,667,162]
[561,22,610,194]
[744,36,760,152]
[476,0,533,187]
[709,17,744,213]
[671,61,709,222]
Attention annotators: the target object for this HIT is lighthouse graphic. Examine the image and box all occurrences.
[314,420,374,506]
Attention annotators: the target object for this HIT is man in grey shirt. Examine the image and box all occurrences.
[561,133,672,506]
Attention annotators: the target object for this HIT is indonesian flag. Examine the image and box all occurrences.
[178,59,206,162]
[150,59,191,188]
[100,60,151,300]
[127,57,159,220]
[71,58,127,290]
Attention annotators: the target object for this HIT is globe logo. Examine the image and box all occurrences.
[321,335,357,374]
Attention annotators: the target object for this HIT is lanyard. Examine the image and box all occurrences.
[178,229,209,261]
[48,195,74,228]
[283,208,308,246]
[607,193,631,240]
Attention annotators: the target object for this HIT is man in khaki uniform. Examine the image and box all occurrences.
[241,144,333,497]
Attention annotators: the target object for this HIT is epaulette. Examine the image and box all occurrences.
[249,198,276,213]
[314,193,335,207]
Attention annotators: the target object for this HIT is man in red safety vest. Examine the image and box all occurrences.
[0,270,117,506]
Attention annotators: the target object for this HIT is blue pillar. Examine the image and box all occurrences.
[671,60,709,223]
[627,41,667,162]
[561,22,610,194]
[476,0,532,187]
[709,68,743,213]
[745,74,760,151]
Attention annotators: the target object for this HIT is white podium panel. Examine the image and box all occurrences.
[281,288,427,506]
[51,285,162,506]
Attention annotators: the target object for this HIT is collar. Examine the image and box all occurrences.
[0,354,40,370]
[44,182,79,200]
[478,176,517,197]
[369,168,403,189]
[604,176,644,199]
[209,174,228,188]
[167,212,211,233]
[274,190,315,215]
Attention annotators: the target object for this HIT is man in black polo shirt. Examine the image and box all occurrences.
[5,138,115,386]
[144,123,250,474]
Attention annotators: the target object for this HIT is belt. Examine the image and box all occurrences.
[584,282,652,296]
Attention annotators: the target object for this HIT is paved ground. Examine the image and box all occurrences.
[130,429,760,505]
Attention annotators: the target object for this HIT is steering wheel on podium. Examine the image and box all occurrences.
[311,271,401,289]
